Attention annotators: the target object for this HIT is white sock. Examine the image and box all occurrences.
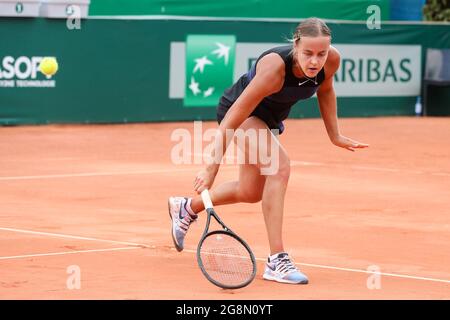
[269,252,287,262]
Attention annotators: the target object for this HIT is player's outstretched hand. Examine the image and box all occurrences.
[332,135,369,152]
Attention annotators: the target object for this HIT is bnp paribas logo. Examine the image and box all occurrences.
[184,35,236,107]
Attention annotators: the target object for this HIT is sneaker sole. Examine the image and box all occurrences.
[168,198,183,252]
[262,273,309,285]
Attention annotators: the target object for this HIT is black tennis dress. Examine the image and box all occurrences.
[217,45,326,134]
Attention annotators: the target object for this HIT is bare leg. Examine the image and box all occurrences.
[190,163,265,213]
[190,117,267,213]
[262,163,290,255]
[190,181,239,213]
[191,116,290,256]
[254,119,290,255]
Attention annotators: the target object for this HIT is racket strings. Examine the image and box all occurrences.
[199,233,254,287]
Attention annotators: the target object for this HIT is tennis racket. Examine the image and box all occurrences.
[197,189,257,289]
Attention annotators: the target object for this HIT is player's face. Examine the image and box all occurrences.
[295,36,331,77]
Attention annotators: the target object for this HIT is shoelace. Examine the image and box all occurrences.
[275,256,298,274]
[184,213,196,224]
[177,206,197,233]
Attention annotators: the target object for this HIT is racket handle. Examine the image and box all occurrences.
[201,189,214,210]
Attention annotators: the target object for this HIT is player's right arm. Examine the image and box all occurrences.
[194,54,285,193]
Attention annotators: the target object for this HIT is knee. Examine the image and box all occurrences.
[270,156,290,182]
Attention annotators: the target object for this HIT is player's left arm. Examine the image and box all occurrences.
[317,46,369,152]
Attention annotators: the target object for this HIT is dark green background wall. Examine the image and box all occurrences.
[89,0,391,20]
[0,18,449,125]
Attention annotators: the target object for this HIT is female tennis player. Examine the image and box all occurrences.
[169,17,368,284]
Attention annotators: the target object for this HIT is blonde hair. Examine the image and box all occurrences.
[290,18,332,56]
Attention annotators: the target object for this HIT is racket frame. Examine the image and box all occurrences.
[196,190,257,289]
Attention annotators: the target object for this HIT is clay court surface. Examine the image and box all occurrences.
[0,117,449,299]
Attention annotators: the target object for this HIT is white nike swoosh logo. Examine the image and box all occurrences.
[298,80,309,86]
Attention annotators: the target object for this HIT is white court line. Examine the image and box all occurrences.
[0,247,140,261]
[0,166,237,181]
[0,227,150,248]
[0,157,80,162]
[290,160,325,167]
[0,158,448,181]
[0,168,195,181]
[292,261,450,285]
[188,153,450,176]
[1,225,449,285]
[193,153,446,176]
[432,172,450,177]
[292,161,449,176]
[183,249,450,285]
[351,166,400,173]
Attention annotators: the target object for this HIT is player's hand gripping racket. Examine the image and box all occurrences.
[197,189,257,289]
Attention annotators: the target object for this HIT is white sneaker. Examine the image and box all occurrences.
[263,252,309,284]
[168,197,197,252]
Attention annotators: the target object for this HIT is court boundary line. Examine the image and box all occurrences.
[0,168,200,181]
[0,247,141,261]
[292,261,450,284]
[181,249,450,285]
[1,225,448,285]
[0,162,449,181]
[0,227,150,248]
